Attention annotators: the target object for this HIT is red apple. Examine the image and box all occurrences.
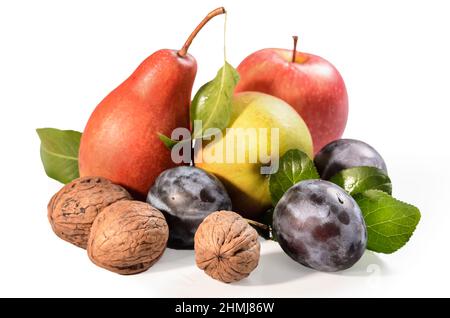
[235,37,348,154]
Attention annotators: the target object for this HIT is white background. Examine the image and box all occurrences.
[0,0,449,297]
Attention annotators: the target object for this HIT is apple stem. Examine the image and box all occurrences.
[292,35,298,62]
[178,7,226,57]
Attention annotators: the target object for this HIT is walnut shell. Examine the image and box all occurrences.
[48,176,131,248]
[194,211,260,283]
[87,200,169,275]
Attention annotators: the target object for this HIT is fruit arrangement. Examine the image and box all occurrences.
[36,7,421,283]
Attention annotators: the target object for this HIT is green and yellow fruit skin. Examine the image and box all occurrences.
[196,92,313,219]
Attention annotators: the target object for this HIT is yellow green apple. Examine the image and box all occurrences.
[195,92,313,219]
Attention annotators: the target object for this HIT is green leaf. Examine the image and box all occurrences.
[354,190,421,254]
[36,128,82,184]
[158,133,179,150]
[330,166,392,196]
[269,149,319,205]
[190,62,239,139]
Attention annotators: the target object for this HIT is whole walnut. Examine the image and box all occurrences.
[48,176,131,248]
[194,211,260,283]
[87,200,169,275]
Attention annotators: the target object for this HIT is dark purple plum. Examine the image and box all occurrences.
[147,166,231,249]
[273,180,367,272]
[314,139,387,180]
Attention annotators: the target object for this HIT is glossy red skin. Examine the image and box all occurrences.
[79,49,196,198]
[235,48,348,154]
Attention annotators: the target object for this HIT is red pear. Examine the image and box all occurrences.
[235,36,348,154]
[79,8,226,198]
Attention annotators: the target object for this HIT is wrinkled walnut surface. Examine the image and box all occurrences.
[48,176,131,248]
[87,200,169,275]
[194,211,260,283]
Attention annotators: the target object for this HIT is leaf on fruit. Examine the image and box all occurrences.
[36,128,82,184]
[330,166,392,196]
[158,133,179,150]
[269,149,319,205]
[190,62,239,139]
[354,190,421,254]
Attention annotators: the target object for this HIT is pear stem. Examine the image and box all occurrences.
[292,35,298,62]
[178,7,226,57]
